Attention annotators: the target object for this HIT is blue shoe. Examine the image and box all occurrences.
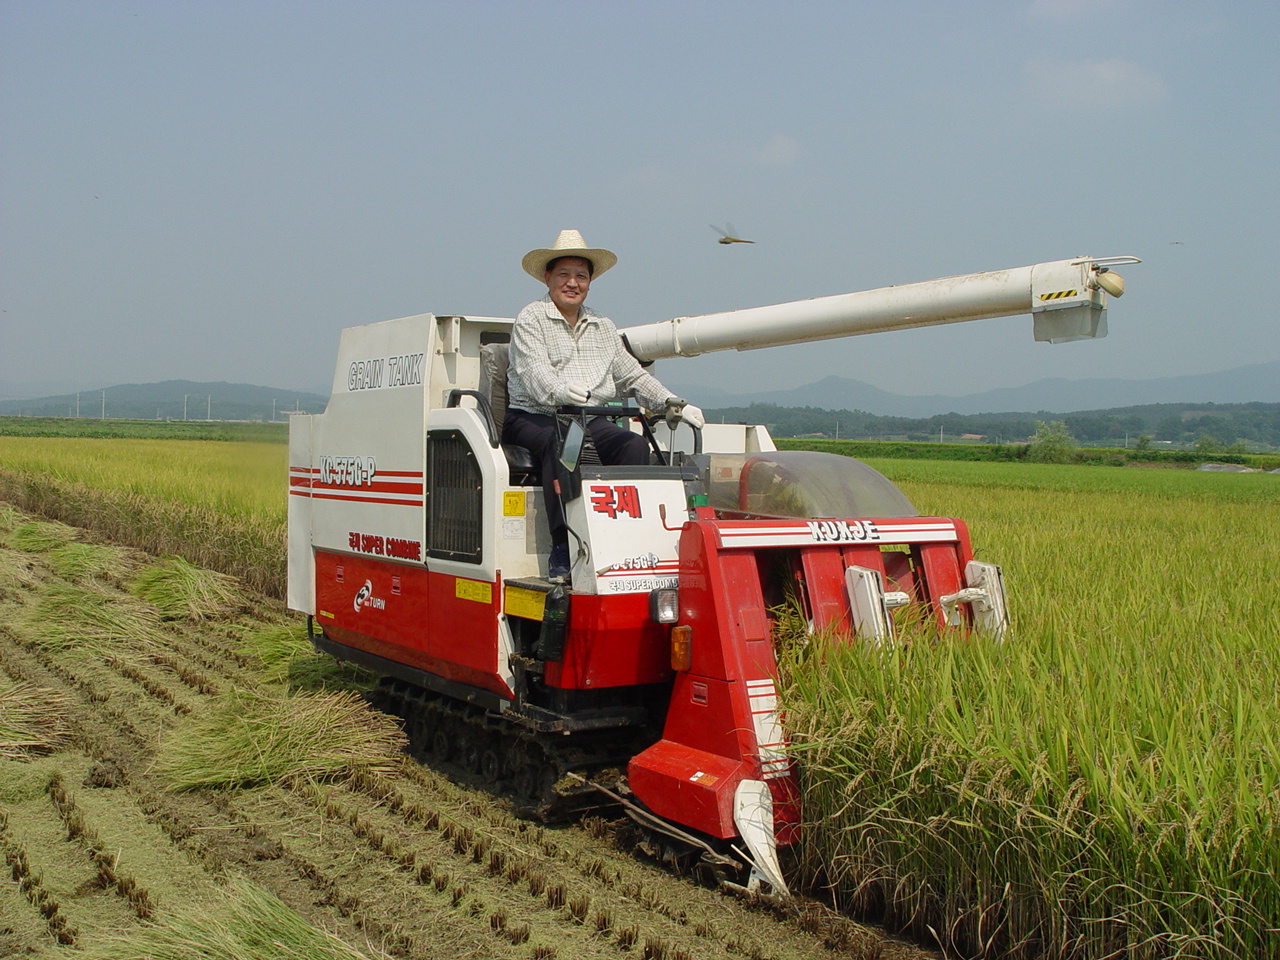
[549,542,571,580]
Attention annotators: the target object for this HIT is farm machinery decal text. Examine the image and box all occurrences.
[348,353,425,392]
[295,460,424,508]
[807,519,881,543]
[590,484,642,519]
[353,579,385,612]
[348,530,422,561]
[320,455,377,488]
[606,552,663,572]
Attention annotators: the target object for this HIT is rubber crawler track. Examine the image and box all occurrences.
[368,678,655,822]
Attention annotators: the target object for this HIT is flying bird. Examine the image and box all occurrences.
[711,223,754,245]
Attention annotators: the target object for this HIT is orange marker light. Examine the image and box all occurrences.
[670,625,692,672]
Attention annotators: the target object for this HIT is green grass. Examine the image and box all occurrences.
[6,519,79,552]
[233,621,371,691]
[236,622,307,683]
[780,437,1280,471]
[0,502,20,533]
[864,456,1280,504]
[47,541,135,582]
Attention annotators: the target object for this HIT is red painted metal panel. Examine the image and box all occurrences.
[427,572,501,679]
[315,551,429,649]
[918,542,965,629]
[314,551,511,697]
[628,739,747,839]
[543,593,672,691]
[629,520,802,837]
[798,547,849,632]
[662,674,746,760]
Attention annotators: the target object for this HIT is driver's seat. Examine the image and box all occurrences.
[478,342,604,484]
[478,343,539,485]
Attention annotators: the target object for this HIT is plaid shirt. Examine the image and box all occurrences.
[507,296,671,415]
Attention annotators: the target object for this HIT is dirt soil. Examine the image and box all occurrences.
[0,503,937,960]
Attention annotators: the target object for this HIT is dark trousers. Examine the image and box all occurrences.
[502,408,649,537]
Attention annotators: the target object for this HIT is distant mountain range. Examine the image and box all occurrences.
[1,361,1277,421]
[666,360,1280,418]
[0,380,329,421]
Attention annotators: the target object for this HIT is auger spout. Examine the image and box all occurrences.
[622,255,1140,361]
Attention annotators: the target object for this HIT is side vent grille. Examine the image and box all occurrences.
[427,431,482,562]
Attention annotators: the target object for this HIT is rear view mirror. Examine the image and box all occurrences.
[560,420,585,471]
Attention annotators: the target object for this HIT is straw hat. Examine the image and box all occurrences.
[522,229,617,280]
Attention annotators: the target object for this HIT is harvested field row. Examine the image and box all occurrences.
[0,503,926,960]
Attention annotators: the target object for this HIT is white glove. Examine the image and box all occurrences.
[562,381,590,405]
[681,403,705,429]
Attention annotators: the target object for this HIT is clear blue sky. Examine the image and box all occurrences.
[2,0,1276,400]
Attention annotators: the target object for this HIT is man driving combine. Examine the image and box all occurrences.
[504,228,704,579]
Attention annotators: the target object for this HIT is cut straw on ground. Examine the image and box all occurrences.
[48,540,135,583]
[6,519,79,552]
[0,679,73,758]
[131,555,242,620]
[79,875,391,960]
[153,687,407,790]
[16,582,163,652]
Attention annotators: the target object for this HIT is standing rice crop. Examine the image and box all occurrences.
[0,437,286,597]
[780,462,1280,958]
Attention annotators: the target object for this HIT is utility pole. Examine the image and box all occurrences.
[100,389,105,420]
[75,393,80,417]
[183,395,188,420]
[206,395,211,420]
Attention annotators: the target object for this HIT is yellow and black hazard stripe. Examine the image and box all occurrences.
[1039,289,1079,301]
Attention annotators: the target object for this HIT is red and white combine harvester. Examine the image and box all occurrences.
[288,255,1137,894]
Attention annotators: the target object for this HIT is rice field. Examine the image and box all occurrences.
[0,437,285,596]
[779,457,1279,957]
[0,436,284,520]
[0,502,856,960]
[2,433,1277,956]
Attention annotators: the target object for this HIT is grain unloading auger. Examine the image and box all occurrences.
[287,254,1138,895]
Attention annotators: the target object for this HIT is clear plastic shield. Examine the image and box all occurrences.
[702,451,916,519]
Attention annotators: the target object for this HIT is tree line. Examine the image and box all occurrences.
[704,401,1280,447]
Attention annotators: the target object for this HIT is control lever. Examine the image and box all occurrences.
[664,396,688,431]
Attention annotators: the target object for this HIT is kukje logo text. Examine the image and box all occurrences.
[807,519,880,542]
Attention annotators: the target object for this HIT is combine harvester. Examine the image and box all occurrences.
[288,254,1138,894]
